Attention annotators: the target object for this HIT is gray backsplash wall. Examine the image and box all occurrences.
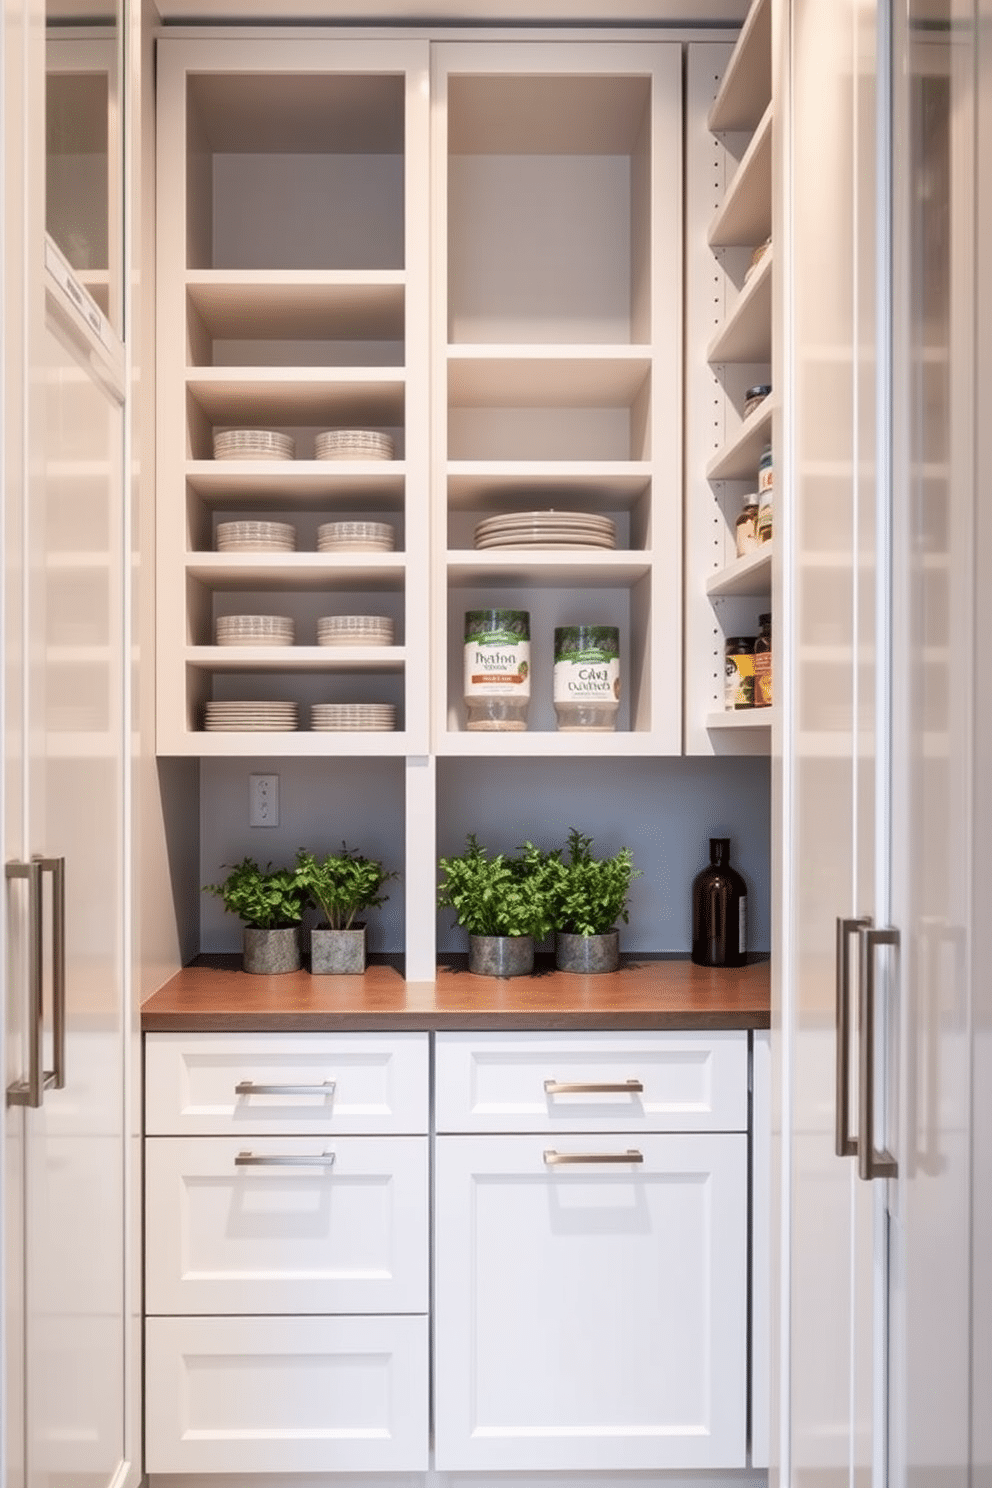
[200,755,771,956]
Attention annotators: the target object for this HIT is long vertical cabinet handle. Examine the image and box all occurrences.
[835,916,872,1157]
[5,860,45,1107]
[39,857,67,1091]
[858,926,899,1180]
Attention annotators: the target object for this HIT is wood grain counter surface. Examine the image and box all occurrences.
[141,953,771,1033]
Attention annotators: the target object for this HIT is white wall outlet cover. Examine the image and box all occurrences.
[249,773,279,828]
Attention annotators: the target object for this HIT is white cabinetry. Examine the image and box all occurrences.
[685,2,774,755]
[155,40,431,755]
[432,43,683,754]
[433,1031,750,1471]
[143,1032,430,1476]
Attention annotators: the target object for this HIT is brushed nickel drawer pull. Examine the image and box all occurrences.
[544,1078,644,1096]
[235,1080,335,1097]
[544,1149,644,1166]
[235,1151,336,1168]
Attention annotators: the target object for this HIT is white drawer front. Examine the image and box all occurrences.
[144,1032,429,1134]
[145,1135,428,1315]
[145,1313,429,1474]
[434,1031,748,1133]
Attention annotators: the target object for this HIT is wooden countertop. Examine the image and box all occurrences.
[141,953,770,1033]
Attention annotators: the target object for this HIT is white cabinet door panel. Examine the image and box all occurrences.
[145,1313,429,1474]
[434,1132,748,1471]
[434,1031,748,1134]
[145,1134,428,1315]
[144,1032,429,1135]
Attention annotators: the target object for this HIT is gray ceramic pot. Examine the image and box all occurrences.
[310,925,366,975]
[555,930,620,974]
[468,934,534,978]
[242,926,301,975]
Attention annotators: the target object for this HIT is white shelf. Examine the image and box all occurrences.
[706,708,773,731]
[435,729,667,758]
[447,347,652,406]
[185,271,405,342]
[186,554,405,589]
[185,460,406,507]
[447,551,650,587]
[446,463,652,508]
[186,369,406,425]
[172,730,413,759]
[707,0,772,133]
[707,103,773,249]
[706,399,774,482]
[185,646,406,673]
[706,249,773,364]
[706,546,772,598]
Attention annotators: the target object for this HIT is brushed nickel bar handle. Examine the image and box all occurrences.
[235,1151,336,1168]
[543,1149,644,1165]
[39,857,66,1091]
[544,1079,644,1096]
[5,861,44,1108]
[835,915,872,1157]
[858,926,899,1181]
[235,1080,336,1097]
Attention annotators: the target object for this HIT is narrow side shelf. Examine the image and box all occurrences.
[706,400,774,482]
[706,249,773,364]
[707,103,773,249]
[706,546,772,599]
[707,0,771,133]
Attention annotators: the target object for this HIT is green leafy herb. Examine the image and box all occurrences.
[437,834,557,940]
[203,857,306,930]
[545,827,641,937]
[295,844,397,930]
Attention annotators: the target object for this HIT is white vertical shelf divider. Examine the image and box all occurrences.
[685,28,773,758]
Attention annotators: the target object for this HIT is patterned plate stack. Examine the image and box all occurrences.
[314,429,395,462]
[212,429,295,461]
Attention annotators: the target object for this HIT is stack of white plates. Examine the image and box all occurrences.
[317,520,395,552]
[310,703,396,732]
[215,615,295,647]
[216,521,296,553]
[317,615,394,647]
[213,429,295,461]
[474,510,617,550]
[203,701,299,732]
[315,429,395,462]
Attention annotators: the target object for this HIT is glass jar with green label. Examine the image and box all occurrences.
[463,610,531,731]
[553,626,621,731]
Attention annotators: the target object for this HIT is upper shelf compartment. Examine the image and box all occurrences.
[707,102,772,249]
[443,66,653,346]
[184,69,406,272]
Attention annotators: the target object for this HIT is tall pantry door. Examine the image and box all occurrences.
[887,4,980,1482]
[1,2,132,1486]
[777,0,884,1483]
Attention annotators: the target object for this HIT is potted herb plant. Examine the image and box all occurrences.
[547,827,641,973]
[203,856,306,974]
[295,844,396,974]
[436,834,556,977]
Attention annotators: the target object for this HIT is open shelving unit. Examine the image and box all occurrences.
[430,42,684,756]
[685,0,775,756]
[155,38,431,757]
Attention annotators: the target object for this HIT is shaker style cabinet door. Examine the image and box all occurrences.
[433,1132,748,1472]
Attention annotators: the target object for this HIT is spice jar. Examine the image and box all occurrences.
[757,443,773,543]
[735,494,760,557]
[725,636,755,710]
[744,383,771,420]
[463,610,530,731]
[553,626,620,732]
[753,613,772,707]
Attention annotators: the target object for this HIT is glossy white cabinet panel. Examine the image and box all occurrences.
[145,1313,429,1474]
[145,1133,428,1315]
[434,1130,748,1471]
[434,1030,749,1134]
[144,1031,429,1135]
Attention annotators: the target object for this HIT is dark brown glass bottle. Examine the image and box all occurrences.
[691,837,748,967]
